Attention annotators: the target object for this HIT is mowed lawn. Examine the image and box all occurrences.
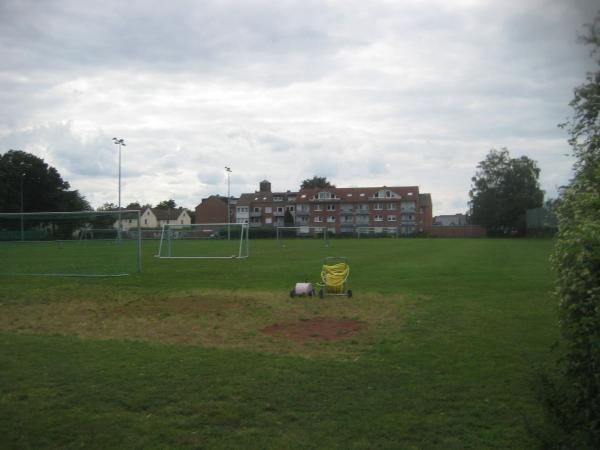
[0,238,557,449]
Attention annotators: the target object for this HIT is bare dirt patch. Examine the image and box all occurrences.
[262,318,366,342]
[0,289,407,358]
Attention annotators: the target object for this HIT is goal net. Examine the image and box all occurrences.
[0,210,142,277]
[356,227,399,239]
[156,223,249,259]
[276,226,329,247]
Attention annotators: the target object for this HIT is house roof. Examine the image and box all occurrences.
[237,191,298,205]
[295,186,420,201]
[152,207,187,221]
[195,195,232,209]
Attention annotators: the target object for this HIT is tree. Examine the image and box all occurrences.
[126,202,142,210]
[0,149,91,213]
[284,209,294,226]
[468,148,543,235]
[548,14,600,448]
[156,199,177,209]
[97,202,118,211]
[300,176,335,189]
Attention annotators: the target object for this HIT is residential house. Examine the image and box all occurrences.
[195,195,237,224]
[433,214,467,227]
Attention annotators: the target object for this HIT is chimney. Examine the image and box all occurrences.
[259,180,271,193]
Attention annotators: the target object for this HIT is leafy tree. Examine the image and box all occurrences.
[468,148,543,235]
[284,209,294,226]
[126,202,142,210]
[156,199,177,209]
[300,176,335,189]
[548,14,600,448]
[0,149,91,213]
[97,202,118,211]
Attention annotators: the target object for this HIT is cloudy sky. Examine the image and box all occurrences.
[1,0,597,214]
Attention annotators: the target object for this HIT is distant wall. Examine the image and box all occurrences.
[424,226,487,238]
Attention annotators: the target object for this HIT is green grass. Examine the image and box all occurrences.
[0,238,557,449]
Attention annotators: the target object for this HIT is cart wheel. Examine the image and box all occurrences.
[290,289,295,298]
[318,289,324,299]
[347,289,353,298]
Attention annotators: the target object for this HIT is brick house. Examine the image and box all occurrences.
[195,195,237,224]
[233,181,432,235]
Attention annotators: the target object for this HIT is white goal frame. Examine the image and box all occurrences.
[156,222,249,259]
[276,226,329,247]
[356,226,399,239]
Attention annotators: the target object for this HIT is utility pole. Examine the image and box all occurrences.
[20,173,25,241]
[113,137,126,241]
[225,166,232,240]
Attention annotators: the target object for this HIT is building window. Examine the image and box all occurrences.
[314,205,322,212]
[277,207,284,213]
[265,207,272,213]
[253,207,261,213]
[374,215,383,222]
[358,204,369,211]
[318,192,331,199]
[387,203,396,210]
[327,204,336,211]
[273,196,283,201]
[374,203,383,210]
[144,219,147,225]
[287,205,295,212]
[266,217,272,224]
[387,215,397,222]
[327,215,335,223]
[314,216,322,223]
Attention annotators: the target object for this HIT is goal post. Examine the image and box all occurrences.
[156,223,249,259]
[276,226,329,247]
[356,226,399,239]
[0,210,142,277]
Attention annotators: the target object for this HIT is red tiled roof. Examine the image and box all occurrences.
[296,186,420,201]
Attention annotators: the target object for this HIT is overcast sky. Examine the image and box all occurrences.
[1,0,597,214]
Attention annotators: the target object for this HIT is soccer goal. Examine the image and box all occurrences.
[156,223,249,259]
[276,226,329,247]
[356,226,399,239]
[0,210,142,277]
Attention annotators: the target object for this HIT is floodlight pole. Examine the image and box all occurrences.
[113,137,126,241]
[20,173,25,241]
[225,166,232,240]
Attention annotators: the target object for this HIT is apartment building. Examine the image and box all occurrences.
[236,180,297,227]
[234,181,432,235]
[295,186,430,235]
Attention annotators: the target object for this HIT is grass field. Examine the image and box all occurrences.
[0,238,558,449]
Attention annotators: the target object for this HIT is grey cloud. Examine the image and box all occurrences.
[0,122,122,177]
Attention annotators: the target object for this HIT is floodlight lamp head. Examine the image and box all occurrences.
[225,166,231,172]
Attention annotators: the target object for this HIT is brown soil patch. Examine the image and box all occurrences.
[261,317,366,342]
